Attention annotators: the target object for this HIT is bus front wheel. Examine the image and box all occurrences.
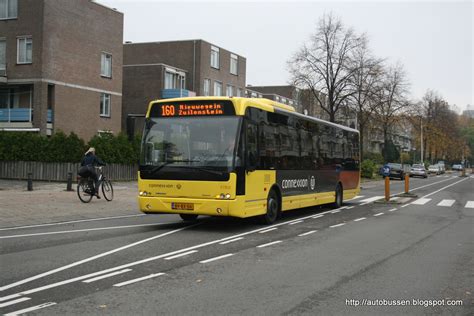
[259,190,280,224]
[179,214,198,222]
[334,183,343,208]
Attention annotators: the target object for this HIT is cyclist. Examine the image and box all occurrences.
[78,147,105,198]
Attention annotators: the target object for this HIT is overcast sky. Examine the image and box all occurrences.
[100,0,473,112]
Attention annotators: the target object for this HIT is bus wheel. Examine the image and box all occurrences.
[334,183,343,208]
[260,190,280,224]
[179,214,198,222]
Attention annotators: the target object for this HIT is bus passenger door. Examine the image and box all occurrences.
[244,121,267,217]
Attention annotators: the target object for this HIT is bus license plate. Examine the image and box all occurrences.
[171,202,194,210]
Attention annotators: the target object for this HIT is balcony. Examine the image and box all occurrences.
[0,108,53,123]
[161,89,196,99]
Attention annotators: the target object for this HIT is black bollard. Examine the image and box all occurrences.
[67,172,73,191]
[27,173,33,191]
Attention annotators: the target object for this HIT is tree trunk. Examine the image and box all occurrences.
[359,124,365,162]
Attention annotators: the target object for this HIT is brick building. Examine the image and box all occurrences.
[122,39,246,131]
[0,0,123,140]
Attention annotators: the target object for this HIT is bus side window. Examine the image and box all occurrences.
[246,122,258,170]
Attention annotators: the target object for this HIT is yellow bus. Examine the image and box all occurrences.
[138,97,360,224]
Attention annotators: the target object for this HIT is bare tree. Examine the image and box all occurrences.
[347,40,385,160]
[288,14,363,122]
[372,63,411,162]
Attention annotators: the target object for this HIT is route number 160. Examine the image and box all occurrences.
[161,105,175,116]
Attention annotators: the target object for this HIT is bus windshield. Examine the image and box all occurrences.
[140,116,241,174]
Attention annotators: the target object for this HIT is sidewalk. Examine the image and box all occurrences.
[0,179,141,228]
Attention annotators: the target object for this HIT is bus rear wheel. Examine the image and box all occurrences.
[334,183,343,208]
[179,214,198,222]
[259,190,280,225]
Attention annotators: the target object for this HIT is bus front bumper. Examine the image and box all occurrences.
[138,196,244,217]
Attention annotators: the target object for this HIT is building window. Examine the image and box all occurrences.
[101,52,112,78]
[214,81,222,96]
[230,54,238,75]
[0,39,5,74]
[210,46,219,69]
[17,37,32,64]
[203,78,211,96]
[100,93,111,117]
[0,0,17,19]
[164,69,185,89]
[236,88,242,97]
[226,85,233,97]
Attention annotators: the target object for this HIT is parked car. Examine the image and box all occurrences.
[410,164,427,178]
[385,162,405,180]
[437,161,446,174]
[428,164,441,175]
[452,164,463,171]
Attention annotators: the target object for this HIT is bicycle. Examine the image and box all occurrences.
[77,166,114,203]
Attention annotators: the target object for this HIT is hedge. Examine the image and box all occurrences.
[361,159,377,179]
[0,131,140,164]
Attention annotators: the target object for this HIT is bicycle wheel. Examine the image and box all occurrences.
[77,179,93,203]
[102,179,114,201]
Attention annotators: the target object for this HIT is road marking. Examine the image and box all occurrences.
[200,253,234,264]
[0,223,199,292]
[289,220,304,225]
[82,269,132,283]
[345,206,354,209]
[113,273,165,287]
[465,201,474,208]
[394,177,459,197]
[0,222,178,239]
[350,195,365,200]
[311,214,324,219]
[421,177,470,199]
[4,302,57,316]
[259,228,278,233]
[298,230,317,236]
[354,217,366,222]
[0,210,351,298]
[164,250,198,260]
[412,198,431,205]
[330,210,340,214]
[401,204,409,208]
[219,237,244,245]
[0,214,146,232]
[374,212,384,217]
[0,297,31,308]
[388,208,397,212]
[437,199,455,207]
[257,241,282,248]
[359,196,384,205]
[330,223,346,228]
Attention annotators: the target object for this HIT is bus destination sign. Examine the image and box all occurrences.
[150,100,236,117]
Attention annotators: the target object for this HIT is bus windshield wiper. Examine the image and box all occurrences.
[147,159,201,175]
[178,166,225,175]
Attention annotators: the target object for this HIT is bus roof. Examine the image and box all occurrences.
[147,97,359,134]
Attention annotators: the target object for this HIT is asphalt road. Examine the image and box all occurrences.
[0,172,473,315]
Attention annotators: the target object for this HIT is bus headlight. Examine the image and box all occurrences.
[219,193,225,199]
[140,191,149,196]
[225,194,231,199]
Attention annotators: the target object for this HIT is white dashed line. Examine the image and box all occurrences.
[330,210,340,214]
[289,220,304,225]
[401,204,410,208]
[5,302,57,316]
[437,199,455,207]
[164,250,198,260]
[373,213,384,217]
[330,223,346,228]
[259,228,278,233]
[257,241,283,248]
[465,201,474,209]
[298,230,317,236]
[82,269,132,283]
[311,214,324,219]
[345,206,354,209]
[200,253,234,264]
[219,237,244,245]
[113,273,165,287]
[412,198,432,205]
[388,208,397,212]
[354,217,366,222]
[0,297,31,308]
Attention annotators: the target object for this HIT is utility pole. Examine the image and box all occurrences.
[420,117,424,164]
